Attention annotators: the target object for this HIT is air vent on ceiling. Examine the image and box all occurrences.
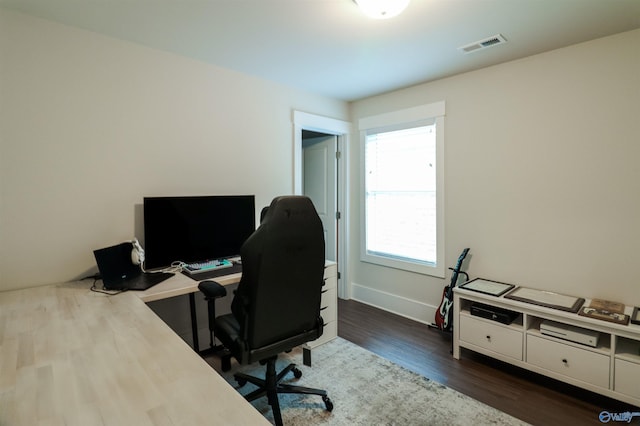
[458,34,507,54]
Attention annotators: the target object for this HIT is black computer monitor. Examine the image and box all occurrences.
[143,195,256,269]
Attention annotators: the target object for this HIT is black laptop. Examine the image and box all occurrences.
[93,242,173,291]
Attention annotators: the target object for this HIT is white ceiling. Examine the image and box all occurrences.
[2,0,639,101]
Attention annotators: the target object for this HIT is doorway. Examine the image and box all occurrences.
[293,111,351,299]
[303,131,337,261]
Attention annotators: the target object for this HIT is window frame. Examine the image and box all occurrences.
[359,101,445,277]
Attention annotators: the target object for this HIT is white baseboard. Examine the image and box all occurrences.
[350,282,437,325]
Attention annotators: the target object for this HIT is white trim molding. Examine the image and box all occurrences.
[351,282,435,325]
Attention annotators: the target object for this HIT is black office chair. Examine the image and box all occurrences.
[212,195,333,425]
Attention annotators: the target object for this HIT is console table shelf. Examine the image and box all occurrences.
[453,286,640,406]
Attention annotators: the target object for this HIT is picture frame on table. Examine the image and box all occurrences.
[458,278,515,297]
[504,287,585,313]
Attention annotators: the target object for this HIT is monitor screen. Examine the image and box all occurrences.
[143,195,256,269]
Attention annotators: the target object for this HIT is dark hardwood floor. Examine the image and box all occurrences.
[337,299,638,426]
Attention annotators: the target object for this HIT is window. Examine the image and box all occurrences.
[359,102,445,277]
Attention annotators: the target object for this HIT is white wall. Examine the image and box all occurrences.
[0,9,348,291]
[349,29,640,323]
[2,9,639,331]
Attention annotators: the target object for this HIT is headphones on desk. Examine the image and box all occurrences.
[131,237,145,266]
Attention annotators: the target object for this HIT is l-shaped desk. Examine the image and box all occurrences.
[0,262,337,425]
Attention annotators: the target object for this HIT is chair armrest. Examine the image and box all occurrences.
[198,280,227,299]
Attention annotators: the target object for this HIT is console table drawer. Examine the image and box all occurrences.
[323,263,337,287]
[307,319,337,348]
[459,315,523,360]
[614,359,640,399]
[527,335,609,388]
[320,287,337,323]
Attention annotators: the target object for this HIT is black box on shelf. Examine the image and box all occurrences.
[470,302,520,325]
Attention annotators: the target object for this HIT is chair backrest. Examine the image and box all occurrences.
[237,195,325,349]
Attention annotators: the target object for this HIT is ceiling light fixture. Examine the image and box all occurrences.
[354,0,410,20]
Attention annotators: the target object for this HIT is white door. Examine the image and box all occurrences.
[303,135,337,261]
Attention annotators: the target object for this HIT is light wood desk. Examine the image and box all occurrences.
[137,270,241,303]
[0,281,269,425]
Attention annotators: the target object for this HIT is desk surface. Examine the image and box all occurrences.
[0,281,269,425]
[138,270,242,303]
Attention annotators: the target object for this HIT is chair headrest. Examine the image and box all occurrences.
[261,196,319,227]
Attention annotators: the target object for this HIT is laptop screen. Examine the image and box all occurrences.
[93,242,141,287]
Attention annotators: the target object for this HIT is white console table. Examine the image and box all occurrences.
[453,285,640,407]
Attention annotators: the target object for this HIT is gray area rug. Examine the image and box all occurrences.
[211,337,529,425]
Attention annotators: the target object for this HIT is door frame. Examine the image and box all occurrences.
[293,110,351,299]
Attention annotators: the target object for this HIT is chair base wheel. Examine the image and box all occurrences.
[292,366,302,379]
[323,396,333,412]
